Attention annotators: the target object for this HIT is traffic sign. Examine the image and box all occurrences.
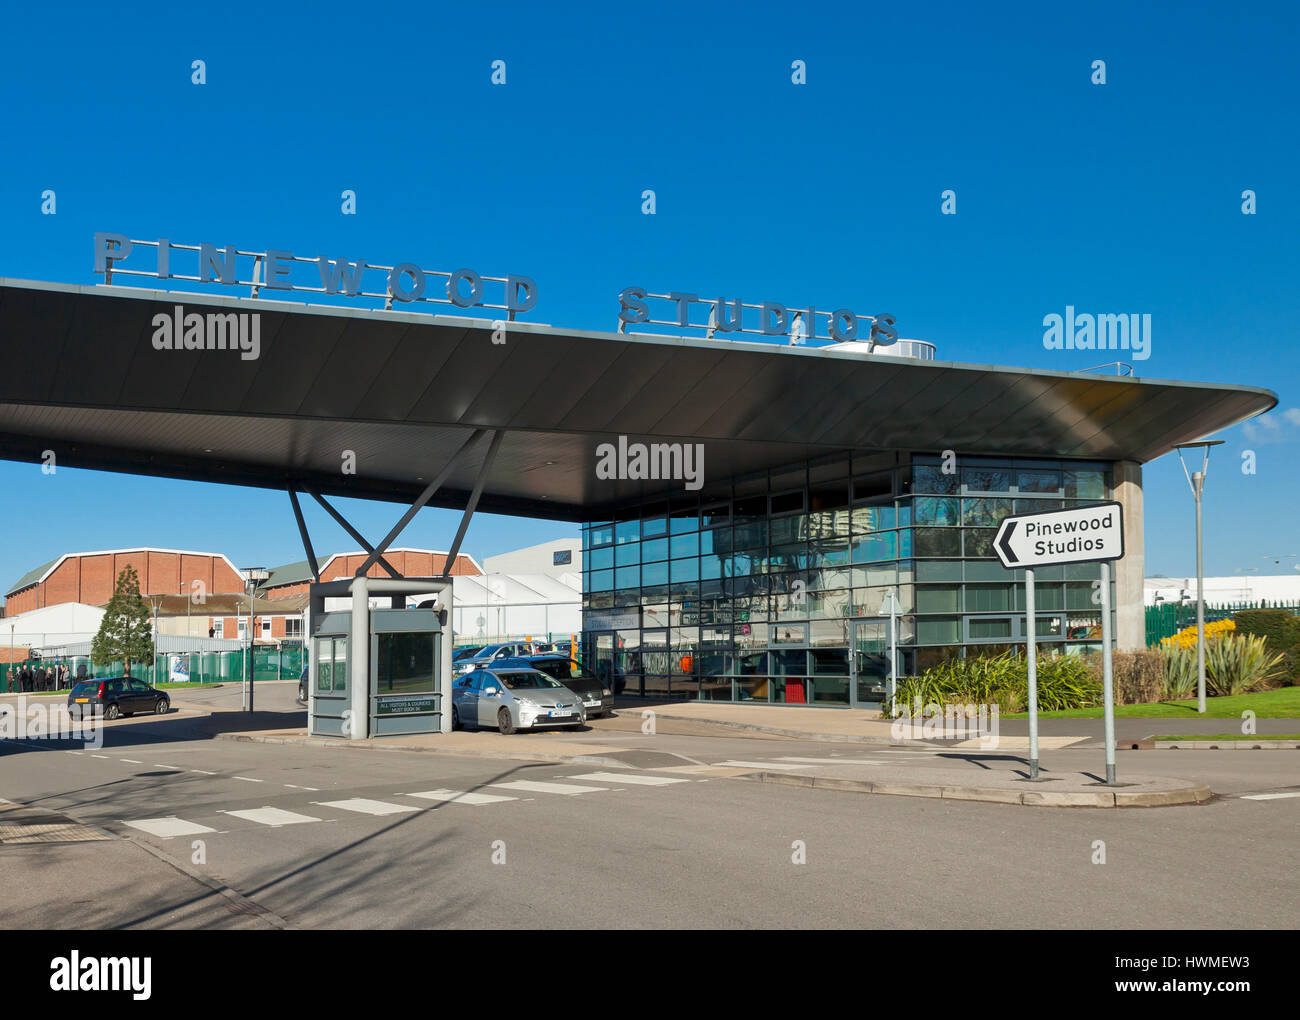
[993,501,1124,569]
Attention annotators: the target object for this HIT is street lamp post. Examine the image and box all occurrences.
[1174,441,1224,714]
[241,568,269,712]
[877,588,900,715]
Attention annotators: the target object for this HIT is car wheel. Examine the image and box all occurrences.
[497,708,517,735]
[105,703,120,720]
[155,698,169,715]
[451,706,462,731]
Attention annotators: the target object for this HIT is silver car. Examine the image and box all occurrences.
[451,668,586,734]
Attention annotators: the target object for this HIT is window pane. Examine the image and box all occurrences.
[965,585,1012,612]
[670,533,699,558]
[915,496,960,526]
[1064,470,1106,500]
[914,528,961,557]
[916,617,961,643]
[641,560,669,586]
[969,618,1012,639]
[912,465,958,495]
[961,497,1014,527]
[965,528,997,558]
[614,566,640,590]
[962,467,1013,493]
[615,543,639,567]
[1017,470,1060,493]
[589,547,614,570]
[670,557,699,582]
[614,519,640,544]
[916,585,960,614]
[852,532,897,562]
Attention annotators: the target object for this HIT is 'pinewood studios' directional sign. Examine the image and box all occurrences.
[993,501,1124,569]
[993,500,1126,785]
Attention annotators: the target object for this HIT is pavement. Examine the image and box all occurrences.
[200,690,1245,808]
[4,681,1298,928]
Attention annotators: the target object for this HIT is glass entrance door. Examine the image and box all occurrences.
[848,618,889,708]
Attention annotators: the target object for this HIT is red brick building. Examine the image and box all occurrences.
[5,548,246,615]
[261,549,481,600]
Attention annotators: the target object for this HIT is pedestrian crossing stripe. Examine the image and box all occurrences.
[568,772,690,786]
[490,780,608,795]
[123,817,216,838]
[314,798,418,816]
[404,789,518,806]
[223,807,321,826]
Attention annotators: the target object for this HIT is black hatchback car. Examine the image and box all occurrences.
[494,655,615,718]
[67,677,170,720]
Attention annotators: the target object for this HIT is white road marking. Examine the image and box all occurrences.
[123,817,216,838]
[490,780,608,796]
[1242,792,1300,801]
[91,754,109,759]
[283,783,319,791]
[223,807,321,827]
[314,798,417,816]
[65,751,83,755]
[775,756,893,765]
[404,789,518,806]
[120,759,143,764]
[232,776,262,783]
[714,760,811,771]
[190,769,217,775]
[568,772,690,786]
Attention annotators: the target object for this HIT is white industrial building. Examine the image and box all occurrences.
[482,538,580,579]
[1144,574,1300,606]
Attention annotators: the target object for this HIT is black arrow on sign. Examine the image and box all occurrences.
[998,521,1018,564]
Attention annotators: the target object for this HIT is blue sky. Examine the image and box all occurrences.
[1,0,1297,597]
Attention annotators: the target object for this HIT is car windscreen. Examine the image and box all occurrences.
[453,647,483,660]
[70,681,99,696]
[498,672,562,691]
[531,659,592,682]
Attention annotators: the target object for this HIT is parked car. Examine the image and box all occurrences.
[67,677,170,720]
[453,641,543,676]
[451,667,585,734]
[495,655,614,718]
[298,664,308,704]
[452,645,485,662]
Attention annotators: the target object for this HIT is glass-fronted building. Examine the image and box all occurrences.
[581,452,1116,705]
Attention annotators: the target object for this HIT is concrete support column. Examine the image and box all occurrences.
[349,576,369,739]
[1112,460,1145,650]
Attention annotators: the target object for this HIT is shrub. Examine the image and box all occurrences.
[1234,609,1300,686]
[1159,643,1198,700]
[1205,633,1284,696]
[1161,617,1235,649]
[1094,649,1164,705]
[891,649,1100,715]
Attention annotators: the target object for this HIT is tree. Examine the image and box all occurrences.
[91,566,155,677]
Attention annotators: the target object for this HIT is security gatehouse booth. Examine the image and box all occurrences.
[308,577,454,739]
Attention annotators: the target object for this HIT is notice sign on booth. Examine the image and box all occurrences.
[169,656,190,683]
[993,501,1124,569]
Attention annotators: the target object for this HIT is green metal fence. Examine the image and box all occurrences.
[1145,600,1300,646]
[3,641,304,692]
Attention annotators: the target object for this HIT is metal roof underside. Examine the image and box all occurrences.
[0,279,1277,523]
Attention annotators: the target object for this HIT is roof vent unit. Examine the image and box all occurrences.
[832,337,937,360]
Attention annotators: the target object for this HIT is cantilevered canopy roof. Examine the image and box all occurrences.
[0,279,1276,522]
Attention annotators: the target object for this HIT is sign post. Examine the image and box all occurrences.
[994,501,1125,785]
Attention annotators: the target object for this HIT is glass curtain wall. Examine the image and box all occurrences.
[581,453,1114,703]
